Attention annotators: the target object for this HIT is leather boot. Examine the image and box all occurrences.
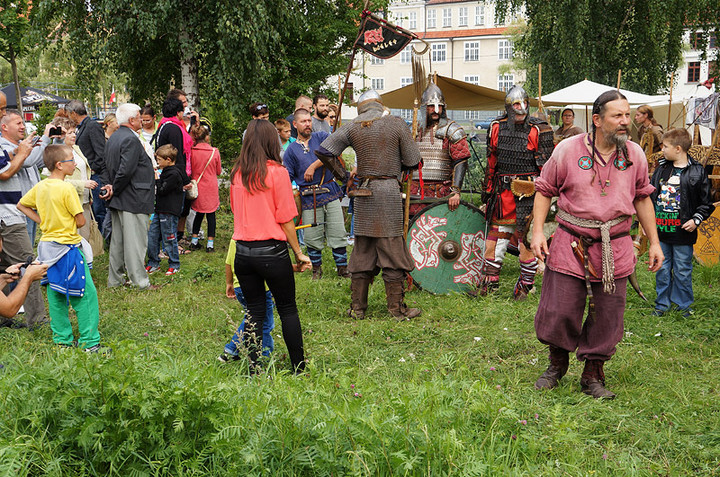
[384,280,421,321]
[336,265,351,278]
[534,346,570,390]
[347,276,371,320]
[312,265,323,280]
[580,359,616,399]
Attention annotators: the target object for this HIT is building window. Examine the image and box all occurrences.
[442,8,452,27]
[409,12,417,30]
[399,109,413,121]
[401,77,413,87]
[464,42,480,62]
[371,78,385,90]
[498,74,514,92]
[498,39,513,60]
[690,31,702,49]
[464,75,480,85]
[427,9,436,28]
[687,62,701,83]
[432,43,447,63]
[459,7,468,26]
[475,5,485,25]
[711,34,717,49]
[400,45,412,64]
[370,55,384,65]
[465,110,482,120]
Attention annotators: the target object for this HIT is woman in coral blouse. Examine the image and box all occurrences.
[227,119,311,374]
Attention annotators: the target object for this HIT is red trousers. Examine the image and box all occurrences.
[535,268,627,361]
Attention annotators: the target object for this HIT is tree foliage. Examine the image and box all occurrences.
[35,0,384,119]
[495,0,720,95]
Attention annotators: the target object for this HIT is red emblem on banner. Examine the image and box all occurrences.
[364,27,384,45]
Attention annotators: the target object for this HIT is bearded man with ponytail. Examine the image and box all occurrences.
[530,90,664,399]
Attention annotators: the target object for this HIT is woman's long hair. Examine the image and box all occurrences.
[636,104,659,126]
[231,119,283,193]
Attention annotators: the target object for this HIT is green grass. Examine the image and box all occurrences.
[0,204,719,475]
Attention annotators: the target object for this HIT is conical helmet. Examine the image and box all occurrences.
[505,85,529,117]
[421,83,445,111]
[357,89,383,106]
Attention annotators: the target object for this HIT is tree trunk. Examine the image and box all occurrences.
[179,28,200,110]
[9,45,23,117]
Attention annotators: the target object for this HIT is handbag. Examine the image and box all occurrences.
[88,207,105,256]
[187,148,217,200]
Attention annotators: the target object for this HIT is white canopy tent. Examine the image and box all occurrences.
[541,80,679,138]
[541,79,669,105]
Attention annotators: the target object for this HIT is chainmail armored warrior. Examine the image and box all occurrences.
[410,83,470,216]
[482,85,555,299]
[317,90,423,320]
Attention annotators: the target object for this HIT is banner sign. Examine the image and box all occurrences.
[354,11,414,60]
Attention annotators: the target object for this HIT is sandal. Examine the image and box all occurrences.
[178,245,192,255]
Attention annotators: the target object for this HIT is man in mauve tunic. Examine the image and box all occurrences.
[319,90,423,320]
[531,90,663,399]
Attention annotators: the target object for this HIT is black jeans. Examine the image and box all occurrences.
[234,240,305,372]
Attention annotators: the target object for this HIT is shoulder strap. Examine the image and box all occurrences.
[196,148,216,182]
[151,122,168,150]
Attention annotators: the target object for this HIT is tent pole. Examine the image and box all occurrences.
[616,70,622,90]
[667,72,674,128]
[585,105,589,131]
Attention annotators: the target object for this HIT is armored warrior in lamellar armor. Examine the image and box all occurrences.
[318,90,423,321]
[482,85,555,299]
[410,83,470,216]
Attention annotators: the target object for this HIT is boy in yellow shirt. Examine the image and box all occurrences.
[17,145,104,352]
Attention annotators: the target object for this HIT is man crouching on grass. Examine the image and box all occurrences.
[0,239,47,325]
[530,90,663,399]
[17,145,107,353]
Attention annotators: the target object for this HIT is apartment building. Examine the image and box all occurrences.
[343,0,523,121]
[675,29,718,100]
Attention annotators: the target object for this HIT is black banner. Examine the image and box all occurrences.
[353,11,414,60]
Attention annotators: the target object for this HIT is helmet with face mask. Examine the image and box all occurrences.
[419,83,447,130]
[504,85,529,120]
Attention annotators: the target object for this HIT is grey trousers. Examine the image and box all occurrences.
[0,222,46,326]
[301,199,348,250]
[108,210,151,289]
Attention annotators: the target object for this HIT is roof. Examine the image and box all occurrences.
[380,74,566,110]
[417,27,508,39]
[541,80,669,106]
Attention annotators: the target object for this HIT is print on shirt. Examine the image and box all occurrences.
[655,172,682,233]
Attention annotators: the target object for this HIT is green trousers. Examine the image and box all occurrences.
[47,259,100,349]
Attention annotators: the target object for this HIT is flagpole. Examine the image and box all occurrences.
[336,1,372,129]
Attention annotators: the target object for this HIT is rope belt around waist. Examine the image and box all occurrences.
[556,208,630,294]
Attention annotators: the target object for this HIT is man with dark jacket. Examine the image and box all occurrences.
[100,103,156,290]
[66,100,108,232]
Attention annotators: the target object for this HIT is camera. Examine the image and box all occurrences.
[49,126,63,136]
[3,256,34,278]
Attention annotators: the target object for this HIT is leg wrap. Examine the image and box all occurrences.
[519,258,538,286]
[307,247,323,267]
[332,247,348,267]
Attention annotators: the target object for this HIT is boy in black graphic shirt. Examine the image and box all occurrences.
[650,128,714,317]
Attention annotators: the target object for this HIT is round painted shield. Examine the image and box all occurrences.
[407,201,487,294]
[694,204,720,266]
